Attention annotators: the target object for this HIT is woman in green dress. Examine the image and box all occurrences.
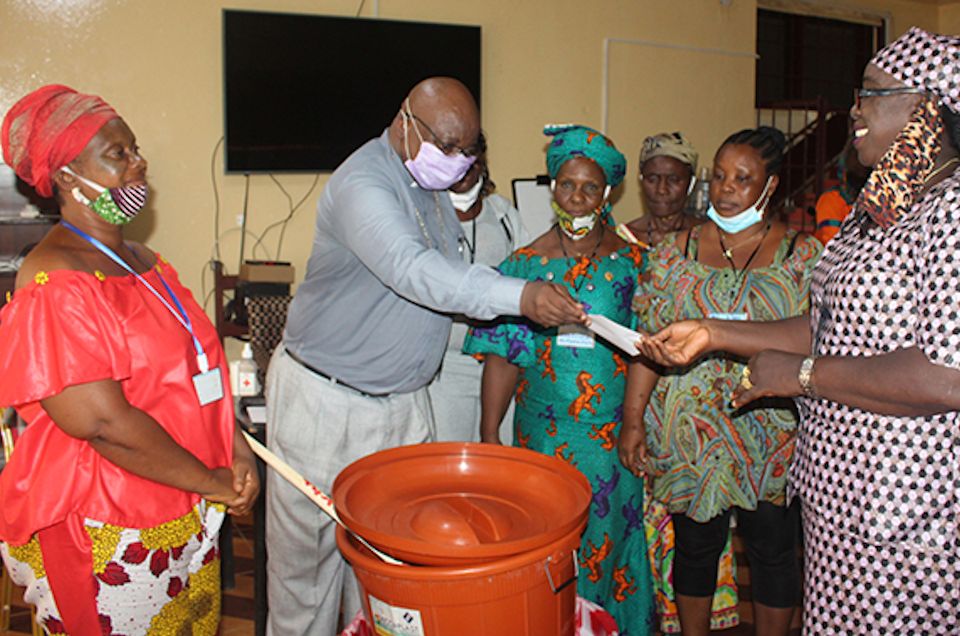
[619,126,821,636]
[464,124,655,635]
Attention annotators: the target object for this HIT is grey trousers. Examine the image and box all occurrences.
[264,347,433,636]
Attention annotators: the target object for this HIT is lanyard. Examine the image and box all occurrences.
[459,219,477,263]
[60,221,209,373]
[459,213,515,264]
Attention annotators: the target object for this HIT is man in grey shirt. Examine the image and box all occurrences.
[265,77,583,635]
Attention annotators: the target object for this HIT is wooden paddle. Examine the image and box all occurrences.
[241,431,403,565]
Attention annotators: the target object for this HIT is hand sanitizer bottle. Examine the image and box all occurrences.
[688,166,712,218]
[230,342,260,397]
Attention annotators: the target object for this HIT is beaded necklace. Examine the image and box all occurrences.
[412,191,449,254]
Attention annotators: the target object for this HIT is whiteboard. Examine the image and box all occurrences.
[511,176,554,240]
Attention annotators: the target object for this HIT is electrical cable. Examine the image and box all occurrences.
[203,287,216,313]
[205,227,268,313]
[212,228,270,262]
[238,174,250,272]
[251,173,320,259]
[210,136,224,261]
[355,0,366,16]
[275,173,319,257]
[201,261,209,311]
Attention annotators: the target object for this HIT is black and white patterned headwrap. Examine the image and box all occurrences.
[871,27,960,113]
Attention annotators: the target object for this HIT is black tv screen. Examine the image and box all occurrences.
[223,10,482,173]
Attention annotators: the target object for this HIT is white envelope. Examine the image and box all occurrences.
[586,314,644,356]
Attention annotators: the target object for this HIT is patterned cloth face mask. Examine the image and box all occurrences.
[551,186,612,241]
[854,98,942,230]
[62,165,148,225]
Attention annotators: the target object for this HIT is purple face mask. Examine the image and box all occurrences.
[402,101,476,190]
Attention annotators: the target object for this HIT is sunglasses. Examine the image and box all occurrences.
[853,86,927,109]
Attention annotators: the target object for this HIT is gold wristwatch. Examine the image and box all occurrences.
[798,356,817,398]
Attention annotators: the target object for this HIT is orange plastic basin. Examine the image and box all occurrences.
[332,442,591,566]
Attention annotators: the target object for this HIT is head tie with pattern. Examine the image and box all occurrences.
[543,124,627,187]
[639,132,698,172]
[1,84,119,198]
[870,27,960,114]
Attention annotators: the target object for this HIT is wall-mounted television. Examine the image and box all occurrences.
[222,10,482,174]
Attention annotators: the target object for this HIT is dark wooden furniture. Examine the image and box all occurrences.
[0,217,58,308]
[212,260,248,343]
[211,260,268,636]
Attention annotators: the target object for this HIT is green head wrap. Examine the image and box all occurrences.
[543,124,626,187]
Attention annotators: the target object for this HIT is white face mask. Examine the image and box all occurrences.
[449,176,484,212]
[706,176,773,234]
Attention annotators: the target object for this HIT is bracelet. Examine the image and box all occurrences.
[798,356,817,398]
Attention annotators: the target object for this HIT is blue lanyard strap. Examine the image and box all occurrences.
[60,221,209,373]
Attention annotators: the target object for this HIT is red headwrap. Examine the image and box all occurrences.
[1,85,119,198]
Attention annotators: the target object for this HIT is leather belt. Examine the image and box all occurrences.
[284,348,391,398]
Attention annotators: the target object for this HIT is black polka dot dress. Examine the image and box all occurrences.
[791,173,960,634]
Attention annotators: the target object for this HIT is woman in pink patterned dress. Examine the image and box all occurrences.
[636,28,960,634]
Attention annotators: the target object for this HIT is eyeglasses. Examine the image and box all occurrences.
[853,86,927,109]
[405,110,479,157]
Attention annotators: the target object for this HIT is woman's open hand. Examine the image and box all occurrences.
[638,320,711,367]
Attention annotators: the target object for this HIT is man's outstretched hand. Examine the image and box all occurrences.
[519,281,586,327]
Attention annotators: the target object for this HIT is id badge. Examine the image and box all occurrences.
[557,324,596,349]
[193,368,224,406]
[708,312,748,321]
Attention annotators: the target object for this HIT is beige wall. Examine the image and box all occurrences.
[0,0,944,305]
[941,3,960,33]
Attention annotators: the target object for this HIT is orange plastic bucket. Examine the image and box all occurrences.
[333,443,591,635]
[337,521,584,636]
[333,442,591,565]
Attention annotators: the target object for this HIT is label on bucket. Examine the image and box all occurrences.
[368,594,426,636]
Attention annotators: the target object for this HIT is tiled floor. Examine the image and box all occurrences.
[2,521,800,635]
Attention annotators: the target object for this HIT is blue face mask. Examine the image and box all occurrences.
[706,176,773,234]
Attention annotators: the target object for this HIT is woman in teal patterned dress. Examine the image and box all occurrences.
[464,125,655,635]
[619,127,821,636]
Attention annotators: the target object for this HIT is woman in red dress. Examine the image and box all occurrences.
[0,85,259,634]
